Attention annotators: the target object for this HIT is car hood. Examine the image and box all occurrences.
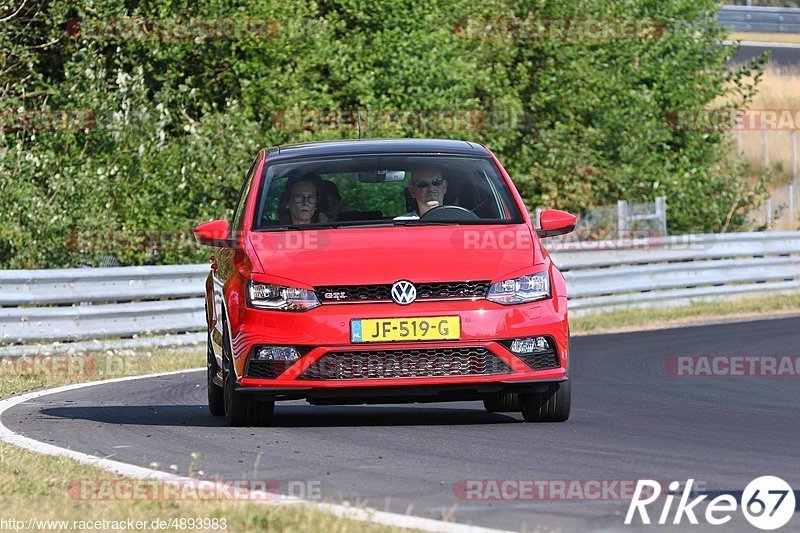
[247,225,542,285]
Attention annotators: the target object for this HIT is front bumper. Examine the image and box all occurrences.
[236,379,567,404]
[227,296,569,396]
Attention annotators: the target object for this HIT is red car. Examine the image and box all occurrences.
[194,139,576,426]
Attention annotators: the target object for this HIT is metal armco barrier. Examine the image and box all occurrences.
[1,265,208,344]
[718,5,800,34]
[549,231,800,314]
[1,232,799,345]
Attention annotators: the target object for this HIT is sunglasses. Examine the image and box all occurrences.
[291,194,318,204]
[413,177,444,188]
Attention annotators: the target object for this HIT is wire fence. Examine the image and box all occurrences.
[537,197,667,241]
[736,129,800,230]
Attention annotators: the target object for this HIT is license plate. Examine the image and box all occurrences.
[351,316,461,343]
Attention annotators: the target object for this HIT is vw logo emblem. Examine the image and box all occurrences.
[391,280,417,305]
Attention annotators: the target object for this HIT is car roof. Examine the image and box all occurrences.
[265,138,490,161]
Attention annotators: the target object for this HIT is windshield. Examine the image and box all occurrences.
[253,155,523,230]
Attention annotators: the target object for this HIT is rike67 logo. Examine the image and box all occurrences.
[625,477,795,530]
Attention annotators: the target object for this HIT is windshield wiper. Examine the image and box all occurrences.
[258,221,461,231]
[257,224,342,231]
[392,220,459,226]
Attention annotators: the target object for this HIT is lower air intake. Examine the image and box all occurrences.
[298,347,512,380]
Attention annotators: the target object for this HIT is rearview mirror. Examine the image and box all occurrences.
[194,219,238,248]
[536,209,576,238]
[358,170,406,183]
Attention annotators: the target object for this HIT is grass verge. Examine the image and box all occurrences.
[729,32,800,44]
[572,291,800,335]
[0,346,409,533]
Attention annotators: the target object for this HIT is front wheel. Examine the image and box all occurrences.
[483,393,520,413]
[520,363,571,423]
[222,330,274,427]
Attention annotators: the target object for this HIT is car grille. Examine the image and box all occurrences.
[515,351,561,371]
[297,347,511,380]
[316,281,490,303]
[245,360,295,379]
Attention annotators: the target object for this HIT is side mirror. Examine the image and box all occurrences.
[194,219,237,248]
[536,209,576,238]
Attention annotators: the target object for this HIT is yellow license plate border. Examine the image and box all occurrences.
[350,316,461,343]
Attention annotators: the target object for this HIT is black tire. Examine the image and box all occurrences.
[483,393,521,413]
[520,362,571,423]
[207,330,225,417]
[222,329,274,427]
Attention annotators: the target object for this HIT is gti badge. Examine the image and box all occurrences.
[391,280,417,305]
[324,291,347,300]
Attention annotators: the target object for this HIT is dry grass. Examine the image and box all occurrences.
[0,346,200,398]
[729,32,800,44]
[0,347,412,533]
[721,64,800,229]
[737,65,800,182]
[572,291,800,334]
[734,66,800,179]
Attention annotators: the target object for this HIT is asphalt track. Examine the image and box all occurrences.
[734,43,800,67]
[3,317,800,532]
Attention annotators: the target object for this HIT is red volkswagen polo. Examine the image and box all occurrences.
[194,139,576,426]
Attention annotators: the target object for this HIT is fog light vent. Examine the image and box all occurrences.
[510,336,551,354]
[255,346,300,361]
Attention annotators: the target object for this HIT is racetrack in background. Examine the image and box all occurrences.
[3,317,799,532]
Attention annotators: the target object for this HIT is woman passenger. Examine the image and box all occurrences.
[279,176,321,225]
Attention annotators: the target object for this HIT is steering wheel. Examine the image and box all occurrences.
[419,205,480,222]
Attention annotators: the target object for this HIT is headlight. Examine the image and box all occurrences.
[247,281,320,311]
[487,272,550,305]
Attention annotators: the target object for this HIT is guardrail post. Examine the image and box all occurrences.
[737,129,743,156]
[766,197,773,230]
[617,200,628,237]
[655,196,667,236]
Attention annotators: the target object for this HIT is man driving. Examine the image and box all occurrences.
[395,166,448,220]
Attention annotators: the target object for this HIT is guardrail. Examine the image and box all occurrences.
[0,265,208,345]
[1,232,798,347]
[549,231,800,314]
[718,5,800,34]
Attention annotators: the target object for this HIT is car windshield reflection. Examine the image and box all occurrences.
[253,155,522,230]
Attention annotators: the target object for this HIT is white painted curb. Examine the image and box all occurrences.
[725,39,800,49]
[0,369,512,533]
